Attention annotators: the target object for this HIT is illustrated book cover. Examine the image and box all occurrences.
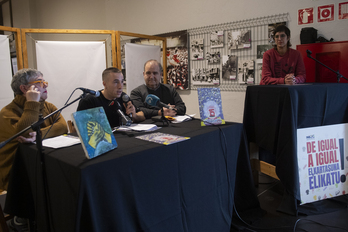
[72,106,117,159]
[135,132,190,145]
[197,88,225,126]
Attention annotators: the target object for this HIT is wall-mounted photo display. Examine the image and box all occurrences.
[206,51,221,64]
[192,68,220,85]
[257,44,273,59]
[228,30,251,50]
[222,55,237,80]
[238,59,255,84]
[210,31,224,48]
[190,38,204,60]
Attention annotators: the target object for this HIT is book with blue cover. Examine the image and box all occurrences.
[197,88,225,126]
[72,107,117,159]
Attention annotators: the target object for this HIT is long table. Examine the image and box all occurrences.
[243,83,348,214]
[5,119,259,232]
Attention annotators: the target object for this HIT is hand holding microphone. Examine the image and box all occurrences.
[122,94,133,118]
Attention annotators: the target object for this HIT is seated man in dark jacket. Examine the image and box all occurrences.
[130,59,186,119]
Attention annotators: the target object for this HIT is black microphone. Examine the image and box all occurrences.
[121,94,132,118]
[306,49,312,58]
[145,94,176,111]
[113,101,132,126]
[78,88,100,97]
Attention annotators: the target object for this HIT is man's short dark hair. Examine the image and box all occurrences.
[102,67,122,81]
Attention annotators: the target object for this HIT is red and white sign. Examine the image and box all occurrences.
[318,4,334,22]
[339,2,348,20]
[298,7,314,25]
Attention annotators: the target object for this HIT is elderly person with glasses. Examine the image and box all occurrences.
[260,25,306,85]
[0,68,67,191]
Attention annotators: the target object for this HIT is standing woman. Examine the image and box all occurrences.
[260,25,306,85]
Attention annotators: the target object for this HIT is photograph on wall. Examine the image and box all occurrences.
[192,68,220,86]
[297,123,348,205]
[190,38,204,60]
[210,31,224,48]
[158,30,189,90]
[339,2,348,20]
[238,60,255,84]
[206,51,221,64]
[227,30,251,50]
[197,88,225,126]
[268,22,286,44]
[298,7,314,25]
[222,55,237,80]
[120,41,128,83]
[318,4,334,23]
[257,44,273,59]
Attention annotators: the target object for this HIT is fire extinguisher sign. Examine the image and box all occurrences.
[318,4,335,22]
[298,7,314,25]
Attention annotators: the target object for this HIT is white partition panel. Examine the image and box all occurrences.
[125,43,161,95]
[0,35,14,110]
[36,41,106,121]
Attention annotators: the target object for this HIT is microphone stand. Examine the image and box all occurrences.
[152,108,170,127]
[0,93,86,232]
[306,50,348,83]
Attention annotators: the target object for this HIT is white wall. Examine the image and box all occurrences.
[8,0,348,122]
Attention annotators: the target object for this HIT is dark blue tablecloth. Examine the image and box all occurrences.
[5,120,259,232]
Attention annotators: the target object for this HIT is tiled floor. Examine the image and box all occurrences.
[231,173,348,232]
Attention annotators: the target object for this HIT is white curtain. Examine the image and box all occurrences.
[36,41,106,121]
[0,35,14,110]
[125,43,161,95]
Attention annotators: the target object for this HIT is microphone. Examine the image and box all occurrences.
[78,88,100,97]
[110,100,132,126]
[306,49,312,58]
[145,94,176,111]
[121,94,132,118]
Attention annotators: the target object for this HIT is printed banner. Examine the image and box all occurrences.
[297,123,348,205]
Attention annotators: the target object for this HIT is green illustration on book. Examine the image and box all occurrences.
[72,107,117,159]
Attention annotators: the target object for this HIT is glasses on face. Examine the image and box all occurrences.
[145,71,159,76]
[28,80,48,87]
[275,34,287,39]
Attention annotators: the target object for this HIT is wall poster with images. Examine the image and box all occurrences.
[210,31,224,48]
[268,22,286,45]
[222,55,237,81]
[206,51,221,64]
[157,30,189,90]
[228,30,251,50]
[187,13,289,90]
[132,30,189,90]
[190,38,204,60]
[238,60,255,84]
[192,68,220,86]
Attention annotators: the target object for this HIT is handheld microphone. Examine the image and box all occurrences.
[78,88,100,97]
[114,101,132,126]
[306,49,312,58]
[145,94,176,111]
[121,94,132,118]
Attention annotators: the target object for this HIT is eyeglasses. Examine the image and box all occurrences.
[145,71,160,76]
[275,34,287,39]
[28,80,48,87]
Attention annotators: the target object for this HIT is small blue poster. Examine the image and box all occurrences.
[197,88,225,126]
[72,107,117,159]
